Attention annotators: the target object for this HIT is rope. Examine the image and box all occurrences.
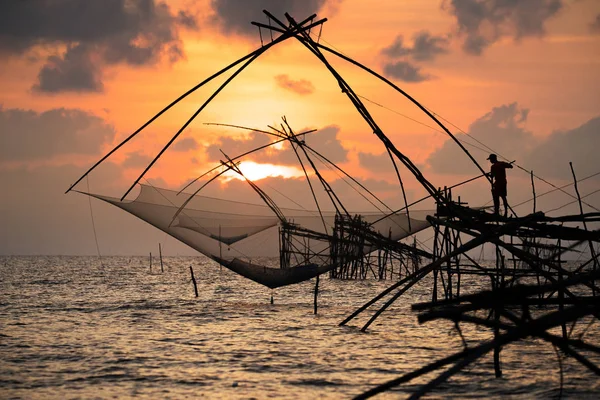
[425,108,600,212]
[545,187,600,214]
[142,178,255,260]
[310,149,432,243]
[86,176,103,266]
[313,30,598,213]
[311,32,492,158]
[511,170,600,210]
[357,94,492,155]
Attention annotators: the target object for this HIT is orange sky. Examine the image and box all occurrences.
[3,2,598,166]
[1,0,599,254]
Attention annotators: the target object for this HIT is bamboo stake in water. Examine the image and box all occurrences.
[314,275,320,315]
[190,266,198,297]
[159,243,164,273]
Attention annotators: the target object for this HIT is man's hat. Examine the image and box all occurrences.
[487,153,497,161]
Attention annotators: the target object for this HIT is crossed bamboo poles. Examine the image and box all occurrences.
[355,268,600,399]
[67,10,490,215]
[64,11,600,397]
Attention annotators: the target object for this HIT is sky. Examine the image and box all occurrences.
[1,0,599,255]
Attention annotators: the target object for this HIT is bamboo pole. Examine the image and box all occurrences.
[314,274,320,315]
[570,162,598,297]
[190,266,198,297]
[531,170,536,213]
[358,298,600,399]
[159,243,164,273]
[343,214,544,330]
[264,12,441,201]
[120,18,326,201]
[68,15,325,195]
[257,13,491,191]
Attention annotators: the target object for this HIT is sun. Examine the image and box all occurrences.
[222,161,304,181]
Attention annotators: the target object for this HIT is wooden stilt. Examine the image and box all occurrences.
[159,243,164,273]
[190,266,198,297]
[314,274,320,314]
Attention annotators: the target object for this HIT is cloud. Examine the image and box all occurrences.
[427,103,535,175]
[381,36,411,59]
[32,44,103,93]
[383,61,431,82]
[205,124,347,166]
[591,14,600,33]
[176,10,200,30]
[329,176,415,209]
[275,74,315,95]
[426,101,600,183]
[382,31,449,62]
[210,0,335,37]
[206,130,272,162]
[172,137,200,152]
[380,31,446,84]
[194,173,411,212]
[304,125,348,164]
[527,116,600,180]
[443,0,563,55]
[358,151,392,173]
[0,0,196,93]
[122,152,153,168]
[0,106,115,162]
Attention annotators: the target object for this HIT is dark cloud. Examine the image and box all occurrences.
[426,102,600,183]
[427,103,534,175]
[591,14,600,33]
[0,1,196,93]
[275,74,315,95]
[329,176,415,210]
[172,137,200,152]
[358,152,391,173]
[304,125,348,164]
[382,31,449,62]
[122,152,153,169]
[380,31,445,85]
[0,106,115,162]
[443,0,563,55]
[210,0,334,37]
[32,44,103,93]
[383,61,431,82]
[205,125,347,166]
[381,36,411,59]
[206,130,272,162]
[410,31,450,61]
[527,116,600,180]
[176,10,200,30]
[462,34,489,56]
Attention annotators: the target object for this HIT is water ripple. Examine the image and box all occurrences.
[0,255,598,399]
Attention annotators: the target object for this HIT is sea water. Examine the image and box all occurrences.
[1,256,599,399]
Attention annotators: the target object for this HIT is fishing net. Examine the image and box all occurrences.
[87,184,434,287]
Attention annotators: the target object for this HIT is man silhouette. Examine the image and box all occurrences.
[487,154,513,216]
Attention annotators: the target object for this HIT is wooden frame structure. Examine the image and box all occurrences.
[66,10,600,396]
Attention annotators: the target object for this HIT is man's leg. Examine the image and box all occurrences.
[501,196,509,217]
[492,191,500,215]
